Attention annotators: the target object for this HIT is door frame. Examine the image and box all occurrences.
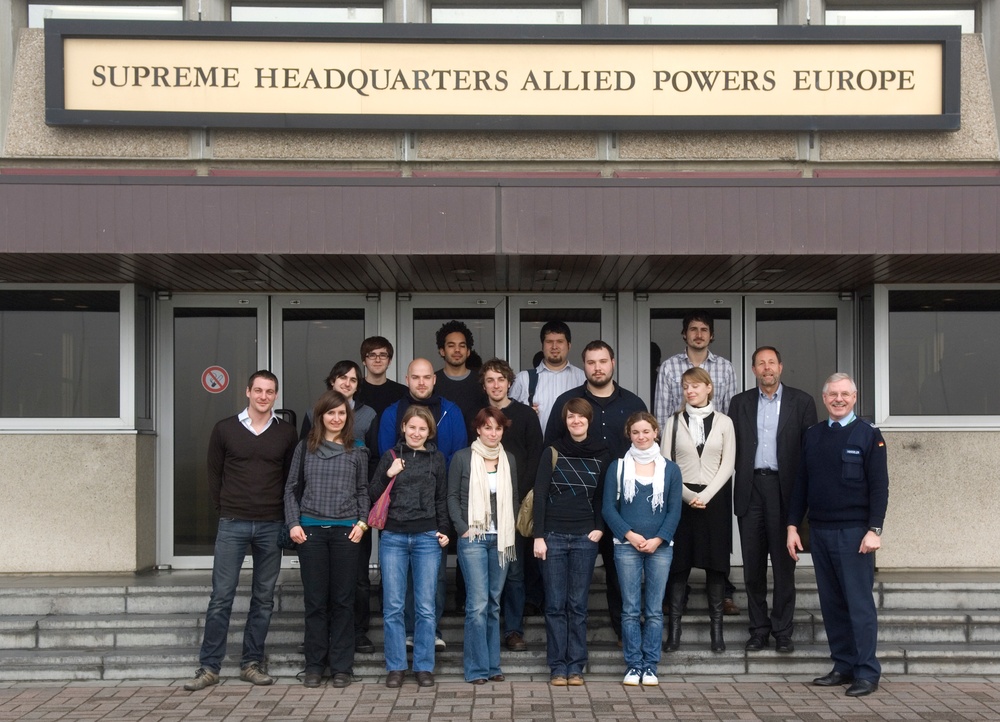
[507,293,618,374]
[395,293,508,365]
[156,294,270,570]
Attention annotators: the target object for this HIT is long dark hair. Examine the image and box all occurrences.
[307,390,355,453]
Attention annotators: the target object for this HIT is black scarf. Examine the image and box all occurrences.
[552,435,609,459]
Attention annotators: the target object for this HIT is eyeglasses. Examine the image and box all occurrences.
[366,352,390,360]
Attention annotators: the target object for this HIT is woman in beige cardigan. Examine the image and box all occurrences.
[660,367,736,653]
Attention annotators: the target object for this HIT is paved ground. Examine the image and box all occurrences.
[3,675,1000,721]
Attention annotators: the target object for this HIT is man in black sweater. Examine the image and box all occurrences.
[183,370,298,691]
[481,357,544,651]
[787,373,889,698]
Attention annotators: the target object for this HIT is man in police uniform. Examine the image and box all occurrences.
[787,373,888,698]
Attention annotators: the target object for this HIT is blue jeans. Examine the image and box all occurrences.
[541,532,599,677]
[457,535,508,681]
[380,530,442,673]
[198,518,282,672]
[403,546,446,639]
[501,533,528,638]
[297,526,360,675]
[615,541,672,672]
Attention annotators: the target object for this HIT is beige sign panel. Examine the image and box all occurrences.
[64,38,943,117]
[45,22,960,131]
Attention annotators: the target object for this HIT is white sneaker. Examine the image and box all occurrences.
[641,668,659,686]
[622,667,642,686]
[405,636,414,649]
[435,636,446,649]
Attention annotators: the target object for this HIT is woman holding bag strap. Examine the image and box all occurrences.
[369,405,449,689]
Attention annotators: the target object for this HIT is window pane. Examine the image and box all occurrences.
[826,9,974,33]
[413,308,496,371]
[629,7,777,25]
[0,290,120,418]
[889,290,1000,415]
[282,308,367,436]
[433,7,582,24]
[650,308,732,403]
[29,4,182,26]
[232,5,383,22]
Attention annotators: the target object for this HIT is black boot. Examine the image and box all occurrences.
[707,580,726,653]
[662,582,685,652]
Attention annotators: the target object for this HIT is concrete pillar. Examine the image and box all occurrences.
[0,0,28,156]
[385,0,430,24]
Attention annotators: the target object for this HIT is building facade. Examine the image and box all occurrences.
[1,0,998,573]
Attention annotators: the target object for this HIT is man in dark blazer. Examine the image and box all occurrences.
[730,346,817,653]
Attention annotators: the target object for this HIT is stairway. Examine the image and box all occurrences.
[2,568,1000,682]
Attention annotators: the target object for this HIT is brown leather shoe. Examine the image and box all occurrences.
[385,670,405,688]
[505,632,527,651]
[489,674,505,682]
[415,671,435,687]
[567,673,585,686]
[723,598,740,615]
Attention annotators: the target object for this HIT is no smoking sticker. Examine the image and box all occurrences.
[202,366,229,394]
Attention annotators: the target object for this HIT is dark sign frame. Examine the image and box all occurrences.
[44,20,961,132]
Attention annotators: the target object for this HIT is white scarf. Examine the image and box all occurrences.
[685,401,715,448]
[468,439,516,567]
[621,444,666,513]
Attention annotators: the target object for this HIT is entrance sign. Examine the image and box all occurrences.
[45,21,960,131]
[202,366,229,394]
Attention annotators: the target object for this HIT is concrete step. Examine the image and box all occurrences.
[5,608,999,651]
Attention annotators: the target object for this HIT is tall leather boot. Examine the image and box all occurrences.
[662,582,685,652]
[707,579,726,653]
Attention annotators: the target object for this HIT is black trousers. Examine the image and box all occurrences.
[738,474,796,639]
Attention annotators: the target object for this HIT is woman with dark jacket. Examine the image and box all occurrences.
[533,397,611,687]
[285,390,370,689]
[369,405,450,689]
[448,406,519,684]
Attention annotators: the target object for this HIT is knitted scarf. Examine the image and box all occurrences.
[467,438,516,567]
[621,444,666,513]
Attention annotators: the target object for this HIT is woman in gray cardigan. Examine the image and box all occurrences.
[285,390,370,688]
[448,406,519,684]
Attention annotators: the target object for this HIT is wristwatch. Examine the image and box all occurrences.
[868,526,882,536]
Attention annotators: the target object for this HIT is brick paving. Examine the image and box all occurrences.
[3,676,1000,721]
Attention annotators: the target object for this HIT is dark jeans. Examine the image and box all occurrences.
[298,525,360,675]
[501,532,529,638]
[355,531,372,638]
[541,532,599,677]
[198,518,282,673]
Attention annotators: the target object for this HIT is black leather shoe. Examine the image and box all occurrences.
[332,673,351,688]
[813,671,854,686]
[355,635,375,654]
[745,634,768,651]
[385,670,405,688]
[303,673,322,688]
[845,679,878,697]
[775,637,794,653]
[415,671,435,687]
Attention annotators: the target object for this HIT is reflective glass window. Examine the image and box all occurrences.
[0,290,120,418]
[432,7,582,24]
[889,290,1000,415]
[629,7,777,24]
[29,4,182,26]
[826,8,974,33]
[232,5,383,22]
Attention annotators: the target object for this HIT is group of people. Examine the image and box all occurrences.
[182,311,889,699]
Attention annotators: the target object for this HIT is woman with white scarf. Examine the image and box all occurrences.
[447,406,519,684]
[661,367,736,654]
[602,412,684,687]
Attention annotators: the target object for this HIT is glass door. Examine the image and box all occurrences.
[157,295,269,569]
[507,294,617,374]
[744,294,854,563]
[743,295,853,424]
[397,294,506,368]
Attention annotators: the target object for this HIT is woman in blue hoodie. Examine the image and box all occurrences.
[602,412,683,688]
